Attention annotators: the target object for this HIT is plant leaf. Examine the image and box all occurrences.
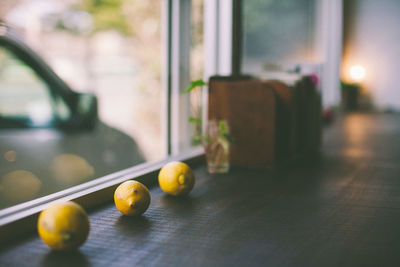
[191,135,202,146]
[188,116,201,125]
[188,116,197,124]
[223,133,234,144]
[219,120,228,134]
[183,79,207,94]
[202,135,211,145]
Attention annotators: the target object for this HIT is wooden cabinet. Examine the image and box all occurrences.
[208,75,321,169]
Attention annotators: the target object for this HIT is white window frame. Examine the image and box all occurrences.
[0,0,211,236]
[316,0,343,108]
[170,0,235,153]
[202,0,235,129]
[0,0,344,240]
[204,0,234,78]
[170,0,192,155]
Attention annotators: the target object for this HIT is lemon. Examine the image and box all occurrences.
[37,201,90,250]
[50,154,94,185]
[114,180,151,216]
[0,170,42,202]
[158,161,195,196]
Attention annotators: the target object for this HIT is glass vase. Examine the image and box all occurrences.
[205,120,230,174]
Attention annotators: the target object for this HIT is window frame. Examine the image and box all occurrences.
[316,0,343,108]
[0,0,224,240]
[0,0,343,241]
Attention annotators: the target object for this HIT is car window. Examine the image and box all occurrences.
[0,47,57,127]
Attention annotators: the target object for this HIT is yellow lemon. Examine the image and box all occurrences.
[114,180,151,216]
[158,161,195,196]
[50,154,94,185]
[0,170,42,202]
[37,201,90,250]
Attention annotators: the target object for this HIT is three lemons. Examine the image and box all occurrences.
[37,201,90,250]
[37,161,194,250]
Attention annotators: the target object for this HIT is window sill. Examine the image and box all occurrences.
[0,147,204,244]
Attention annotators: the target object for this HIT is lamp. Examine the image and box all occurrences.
[342,64,366,111]
[349,65,366,82]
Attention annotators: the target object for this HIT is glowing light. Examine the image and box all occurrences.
[4,150,17,162]
[350,65,366,82]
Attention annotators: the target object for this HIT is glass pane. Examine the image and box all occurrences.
[191,0,204,81]
[188,0,204,147]
[0,48,55,127]
[1,0,164,209]
[242,0,317,74]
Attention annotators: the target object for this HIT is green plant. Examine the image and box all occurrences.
[184,79,233,147]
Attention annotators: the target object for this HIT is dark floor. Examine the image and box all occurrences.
[1,113,400,266]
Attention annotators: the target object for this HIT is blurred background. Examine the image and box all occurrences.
[2,0,400,208]
[2,0,164,161]
[242,0,400,112]
[0,0,204,208]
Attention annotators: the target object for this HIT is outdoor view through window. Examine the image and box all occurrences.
[242,0,317,74]
[0,0,165,209]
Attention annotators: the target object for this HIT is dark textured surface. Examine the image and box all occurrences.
[2,113,400,266]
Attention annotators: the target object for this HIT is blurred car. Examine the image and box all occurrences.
[0,23,145,209]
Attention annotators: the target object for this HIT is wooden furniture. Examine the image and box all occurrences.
[208,75,321,169]
[208,76,276,168]
[294,76,322,158]
[263,80,296,164]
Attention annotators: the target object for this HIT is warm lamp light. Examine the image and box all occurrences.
[349,65,366,82]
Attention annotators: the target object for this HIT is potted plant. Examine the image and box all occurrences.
[184,79,233,173]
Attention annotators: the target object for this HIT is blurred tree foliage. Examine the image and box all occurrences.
[76,0,133,35]
[190,0,204,80]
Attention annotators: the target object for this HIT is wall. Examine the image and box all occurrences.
[343,0,400,110]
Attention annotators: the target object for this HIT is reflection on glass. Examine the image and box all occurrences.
[4,150,17,162]
[50,154,94,186]
[0,48,54,128]
[0,0,164,209]
[0,170,42,203]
